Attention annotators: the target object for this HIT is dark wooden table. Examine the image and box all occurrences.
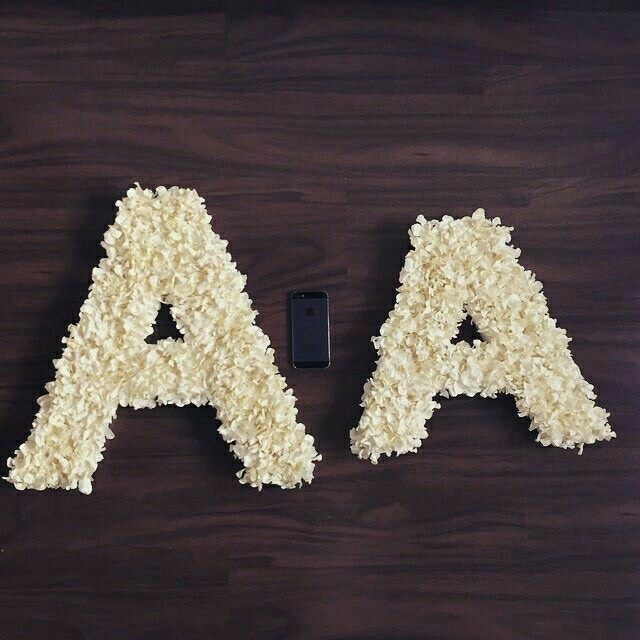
[1,3,639,639]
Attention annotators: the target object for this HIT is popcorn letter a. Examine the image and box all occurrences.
[7,185,319,493]
[351,210,614,463]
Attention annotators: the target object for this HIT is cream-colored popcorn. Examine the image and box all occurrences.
[351,209,614,462]
[6,184,320,494]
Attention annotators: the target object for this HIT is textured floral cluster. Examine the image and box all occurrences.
[6,185,320,493]
[351,209,614,462]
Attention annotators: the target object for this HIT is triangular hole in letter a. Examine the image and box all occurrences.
[451,314,483,347]
[145,302,183,344]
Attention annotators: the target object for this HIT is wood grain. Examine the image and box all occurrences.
[1,3,639,639]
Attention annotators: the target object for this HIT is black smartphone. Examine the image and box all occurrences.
[290,291,330,369]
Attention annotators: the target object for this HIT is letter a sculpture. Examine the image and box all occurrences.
[7,185,319,493]
[351,210,614,463]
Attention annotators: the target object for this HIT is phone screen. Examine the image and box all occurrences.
[290,292,330,369]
